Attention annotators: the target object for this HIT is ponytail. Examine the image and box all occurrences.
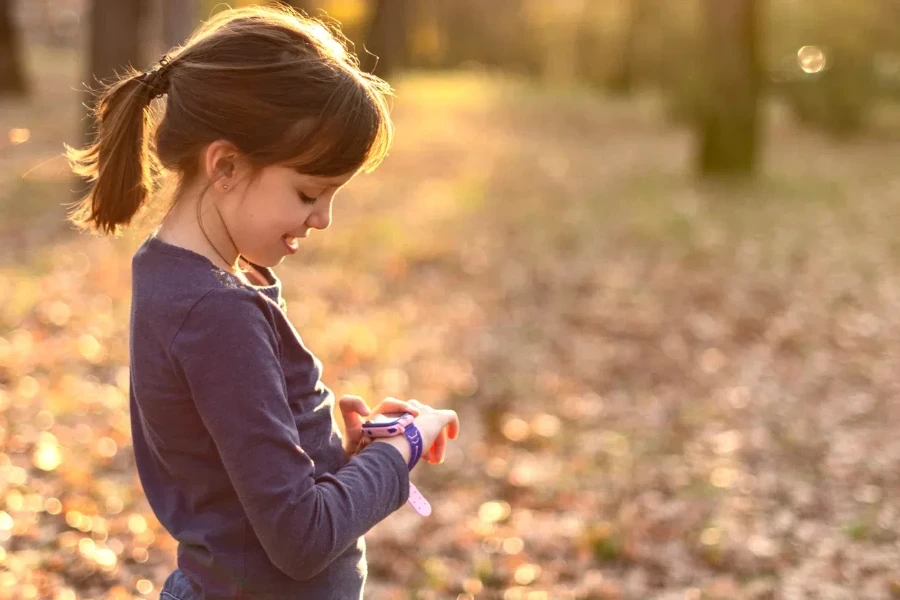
[65,67,164,236]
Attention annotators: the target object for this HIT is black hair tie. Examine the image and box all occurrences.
[140,55,172,99]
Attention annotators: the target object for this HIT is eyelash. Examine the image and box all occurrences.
[299,192,317,205]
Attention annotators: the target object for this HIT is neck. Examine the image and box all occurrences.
[159,181,243,275]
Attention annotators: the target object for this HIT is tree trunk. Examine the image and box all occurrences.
[607,0,647,94]
[360,0,409,80]
[74,0,146,203]
[0,0,29,97]
[696,0,761,179]
[82,0,145,147]
[162,0,198,49]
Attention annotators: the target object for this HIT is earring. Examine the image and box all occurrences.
[223,184,229,190]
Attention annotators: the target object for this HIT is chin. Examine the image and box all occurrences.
[245,253,282,269]
[260,256,285,269]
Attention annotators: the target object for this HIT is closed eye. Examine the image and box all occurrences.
[299,192,317,205]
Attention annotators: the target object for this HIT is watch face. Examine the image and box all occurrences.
[366,412,406,426]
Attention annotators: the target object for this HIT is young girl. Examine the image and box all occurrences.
[65,6,459,599]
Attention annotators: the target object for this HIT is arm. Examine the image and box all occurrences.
[170,289,410,581]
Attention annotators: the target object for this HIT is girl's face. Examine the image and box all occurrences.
[223,164,354,268]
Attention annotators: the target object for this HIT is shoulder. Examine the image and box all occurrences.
[166,286,285,374]
[177,287,280,342]
[166,287,288,390]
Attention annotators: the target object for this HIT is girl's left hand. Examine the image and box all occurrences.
[340,395,420,458]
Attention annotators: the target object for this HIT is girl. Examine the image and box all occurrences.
[65,6,460,599]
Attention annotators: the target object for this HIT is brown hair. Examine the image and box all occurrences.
[66,5,394,236]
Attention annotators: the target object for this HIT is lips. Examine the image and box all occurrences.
[283,235,299,253]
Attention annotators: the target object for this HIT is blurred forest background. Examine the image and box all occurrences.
[2,0,900,599]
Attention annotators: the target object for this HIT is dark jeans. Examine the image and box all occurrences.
[160,568,201,600]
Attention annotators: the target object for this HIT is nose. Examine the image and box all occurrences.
[306,200,332,231]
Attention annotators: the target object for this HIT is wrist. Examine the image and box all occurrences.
[372,436,411,465]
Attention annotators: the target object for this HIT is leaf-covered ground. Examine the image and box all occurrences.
[2,47,900,599]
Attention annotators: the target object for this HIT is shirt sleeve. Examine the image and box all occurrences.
[168,288,410,581]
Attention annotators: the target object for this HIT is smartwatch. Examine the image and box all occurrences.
[361,412,431,516]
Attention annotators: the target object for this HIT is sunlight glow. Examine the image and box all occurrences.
[798,46,826,73]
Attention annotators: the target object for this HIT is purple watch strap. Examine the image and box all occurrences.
[403,423,430,515]
[403,423,423,470]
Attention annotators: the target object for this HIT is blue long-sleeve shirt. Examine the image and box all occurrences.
[128,233,410,599]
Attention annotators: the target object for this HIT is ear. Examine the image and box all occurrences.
[202,140,244,192]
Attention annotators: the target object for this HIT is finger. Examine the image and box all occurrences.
[339,395,370,416]
[339,396,370,438]
[371,401,417,417]
[436,427,448,463]
[339,397,369,424]
[427,427,446,464]
[372,398,420,417]
[443,410,460,440]
[432,428,446,463]
[425,431,438,463]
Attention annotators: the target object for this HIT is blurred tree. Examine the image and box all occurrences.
[529,0,584,85]
[162,0,199,49]
[697,0,761,178]
[359,0,409,79]
[0,0,29,97]
[407,0,445,68]
[83,0,146,145]
[437,0,539,75]
[574,1,634,92]
[606,0,648,94]
[76,0,146,200]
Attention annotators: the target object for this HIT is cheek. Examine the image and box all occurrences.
[239,178,281,222]
[223,198,271,253]
[233,170,309,236]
